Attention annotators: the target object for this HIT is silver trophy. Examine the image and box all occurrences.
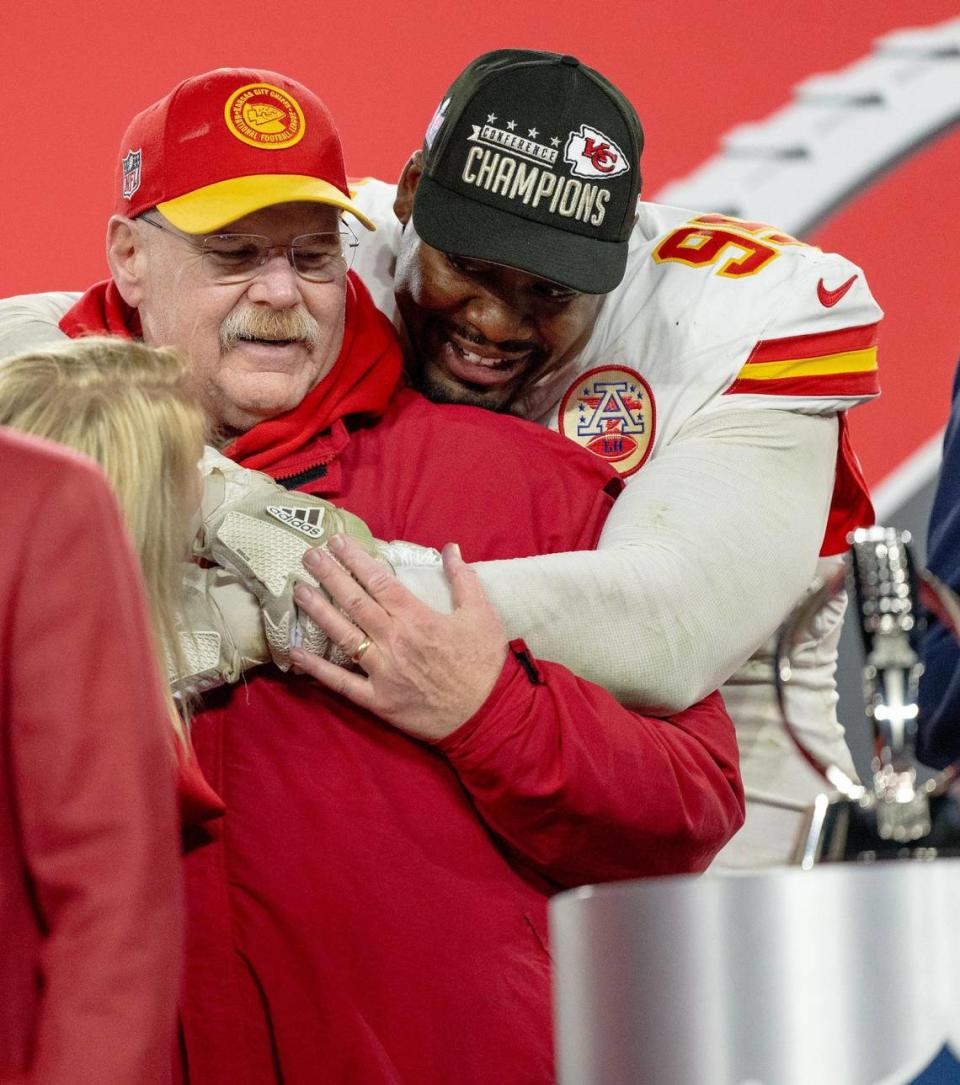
[777,526,960,865]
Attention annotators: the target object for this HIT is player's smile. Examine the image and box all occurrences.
[394,230,601,410]
[439,325,537,388]
[390,153,605,410]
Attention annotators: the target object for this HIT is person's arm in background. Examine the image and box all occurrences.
[0,292,78,359]
[8,437,182,1085]
[917,360,960,769]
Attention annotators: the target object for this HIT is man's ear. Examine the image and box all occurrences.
[393,151,424,226]
[106,215,146,307]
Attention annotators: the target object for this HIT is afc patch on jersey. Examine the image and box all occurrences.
[559,366,655,477]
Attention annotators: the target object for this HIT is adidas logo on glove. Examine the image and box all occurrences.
[266,504,327,539]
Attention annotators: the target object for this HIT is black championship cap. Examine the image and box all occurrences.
[413,49,643,294]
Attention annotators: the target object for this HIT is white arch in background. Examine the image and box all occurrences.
[653,17,960,511]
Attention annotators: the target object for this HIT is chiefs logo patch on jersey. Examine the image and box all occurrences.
[559,366,655,477]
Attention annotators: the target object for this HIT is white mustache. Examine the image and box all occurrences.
[219,306,322,351]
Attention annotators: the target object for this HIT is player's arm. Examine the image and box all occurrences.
[174,562,272,693]
[0,291,76,358]
[398,406,838,710]
[184,402,835,710]
[10,448,181,1084]
[918,360,960,768]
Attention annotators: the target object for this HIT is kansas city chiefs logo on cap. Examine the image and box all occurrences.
[563,124,630,179]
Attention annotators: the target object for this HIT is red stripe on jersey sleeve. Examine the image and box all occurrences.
[725,368,881,398]
[746,322,880,365]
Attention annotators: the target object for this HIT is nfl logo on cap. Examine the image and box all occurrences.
[122,149,142,200]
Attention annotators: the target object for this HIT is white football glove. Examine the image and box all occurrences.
[170,564,271,696]
[194,449,441,673]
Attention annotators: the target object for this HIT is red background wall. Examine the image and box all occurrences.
[4,1,958,489]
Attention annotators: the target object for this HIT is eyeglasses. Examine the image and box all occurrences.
[138,215,358,284]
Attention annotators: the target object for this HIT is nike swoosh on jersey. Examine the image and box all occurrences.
[817,274,858,307]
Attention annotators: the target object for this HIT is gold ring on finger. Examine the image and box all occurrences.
[351,636,373,664]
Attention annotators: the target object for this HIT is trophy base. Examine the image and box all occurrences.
[795,790,960,864]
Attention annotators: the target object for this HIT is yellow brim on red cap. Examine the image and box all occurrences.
[157,174,376,233]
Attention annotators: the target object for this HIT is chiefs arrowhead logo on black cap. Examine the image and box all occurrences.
[413,49,644,295]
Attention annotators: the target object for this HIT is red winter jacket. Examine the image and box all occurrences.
[179,389,744,1085]
[59,274,742,1084]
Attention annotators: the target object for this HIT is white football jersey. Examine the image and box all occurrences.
[350,178,880,551]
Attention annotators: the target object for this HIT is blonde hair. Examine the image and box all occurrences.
[0,336,207,741]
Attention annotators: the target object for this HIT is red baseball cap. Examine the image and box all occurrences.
[115,67,374,233]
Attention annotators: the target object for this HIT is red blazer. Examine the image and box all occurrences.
[0,430,182,1085]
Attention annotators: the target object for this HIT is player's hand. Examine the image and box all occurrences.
[195,448,384,671]
[289,535,508,741]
